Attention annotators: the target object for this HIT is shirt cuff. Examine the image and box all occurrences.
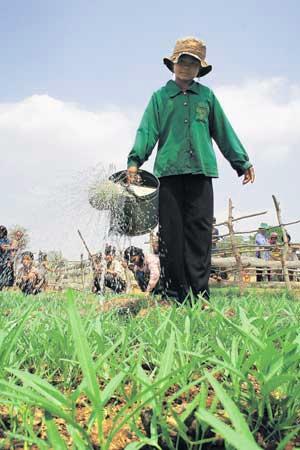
[127,159,139,169]
[236,162,252,177]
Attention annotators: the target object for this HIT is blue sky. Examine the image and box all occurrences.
[1,0,300,257]
[1,0,299,107]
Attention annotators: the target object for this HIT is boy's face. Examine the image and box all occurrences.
[174,54,201,81]
[22,256,33,268]
[130,255,140,264]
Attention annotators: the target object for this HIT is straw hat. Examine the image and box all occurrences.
[163,37,212,78]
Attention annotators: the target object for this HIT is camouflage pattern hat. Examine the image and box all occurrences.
[163,37,212,78]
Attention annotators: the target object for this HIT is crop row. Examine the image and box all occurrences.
[0,289,299,449]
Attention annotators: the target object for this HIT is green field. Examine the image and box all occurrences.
[0,289,299,449]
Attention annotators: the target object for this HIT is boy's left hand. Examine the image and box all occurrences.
[243,166,255,185]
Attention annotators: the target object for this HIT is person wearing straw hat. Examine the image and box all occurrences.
[127,37,255,302]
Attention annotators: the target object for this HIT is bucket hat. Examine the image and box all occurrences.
[163,37,212,78]
[258,223,269,230]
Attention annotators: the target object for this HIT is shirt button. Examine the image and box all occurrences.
[190,150,193,156]
[184,119,188,123]
[183,101,188,106]
[183,92,187,95]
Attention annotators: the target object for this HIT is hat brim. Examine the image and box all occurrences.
[163,55,212,78]
[259,223,269,229]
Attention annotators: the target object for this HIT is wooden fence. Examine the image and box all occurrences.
[212,194,300,292]
[44,194,300,293]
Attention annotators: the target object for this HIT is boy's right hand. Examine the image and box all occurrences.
[127,166,138,184]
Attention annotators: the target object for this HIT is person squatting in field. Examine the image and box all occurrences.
[127,37,255,302]
[124,241,161,294]
[104,245,127,294]
[16,251,45,295]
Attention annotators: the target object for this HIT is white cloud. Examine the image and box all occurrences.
[1,78,299,258]
[214,78,300,161]
[0,95,137,172]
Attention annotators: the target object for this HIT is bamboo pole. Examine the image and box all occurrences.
[272,195,291,291]
[211,255,300,269]
[215,210,268,227]
[80,253,85,290]
[232,210,268,222]
[227,198,244,293]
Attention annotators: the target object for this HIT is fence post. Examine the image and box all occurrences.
[272,195,292,291]
[227,198,244,293]
[80,253,85,290]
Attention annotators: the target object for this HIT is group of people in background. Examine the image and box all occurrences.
[0,222,161,297]
[2,219,299,295]
[92,236,161,296]
[0,225,47,295]
[255,222,298,282]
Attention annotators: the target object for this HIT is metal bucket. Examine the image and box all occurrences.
[109,170,159,236]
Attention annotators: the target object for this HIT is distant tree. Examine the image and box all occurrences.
[216,234,260,257]
[47,251,66,268]
[217,235,245,248]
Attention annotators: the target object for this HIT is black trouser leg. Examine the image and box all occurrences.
[93,276,102,293]
[159,176,188,301]
[159,175,213,302]
[183,175,213,298]
[135,270,148,292]
[256,269,263,282]
[105,273,125,294]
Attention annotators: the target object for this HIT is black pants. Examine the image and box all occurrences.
[135,269,149,292]
[159,174,213,302]
[21,283,41,295]
[93,276,102,294]
[0,263,14,290]
[104,273,126,294]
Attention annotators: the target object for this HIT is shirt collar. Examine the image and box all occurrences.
[165,80,201,97]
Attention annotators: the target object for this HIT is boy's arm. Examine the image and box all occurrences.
[145,255,160,292]
[127,94,160,170]
[210,92,253,178]
[16,269,25,286]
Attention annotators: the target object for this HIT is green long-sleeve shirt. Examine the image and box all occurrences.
[127,80,252,178]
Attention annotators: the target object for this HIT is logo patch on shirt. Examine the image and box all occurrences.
[195,103,209,122]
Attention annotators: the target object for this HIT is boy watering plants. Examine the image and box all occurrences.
[127,37,255,301]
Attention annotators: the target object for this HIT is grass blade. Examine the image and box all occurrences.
[196,409,261,450]
[45,412,68,450]
[205,372,254,441]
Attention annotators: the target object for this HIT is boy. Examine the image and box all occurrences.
[123,246,148,291]
[127,37,255,301]
[104,245,126,294]
[16,251,44,295]
[92,253,103,294]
